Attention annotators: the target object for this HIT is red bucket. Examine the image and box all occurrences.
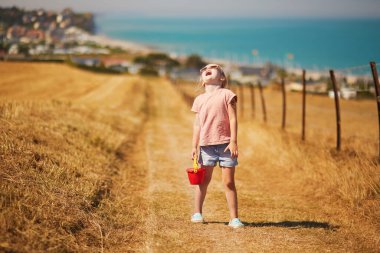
[187,167,205,185]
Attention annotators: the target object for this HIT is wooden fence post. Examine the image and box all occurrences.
[329,70,341,151]
[239,84,244,119]
[258,81,267,123]
[281,76,286,129]
[370,62,380,159]
[231,84,237,95]
[249,84,255,119]
[302,69,306,141]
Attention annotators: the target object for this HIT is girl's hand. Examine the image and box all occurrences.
[224,142,238,158]
[191,147,197,160]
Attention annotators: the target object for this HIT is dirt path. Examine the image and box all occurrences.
[121,79,370,253]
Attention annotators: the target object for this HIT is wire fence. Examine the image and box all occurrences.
[234,61,380,158]
[172,61,380,159]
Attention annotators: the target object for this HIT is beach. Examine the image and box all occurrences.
[87,33,153,53]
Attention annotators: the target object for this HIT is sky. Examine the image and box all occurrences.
[1,0,380,18]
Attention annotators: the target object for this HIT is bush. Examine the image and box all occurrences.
[18,43,30,56]
[133,53,179,69]
[138,66,158,76]
[133,55,150,65]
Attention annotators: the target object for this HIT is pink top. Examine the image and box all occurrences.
[191,88,237,146]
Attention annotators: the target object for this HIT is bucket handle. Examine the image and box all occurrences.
[193,154,199,173]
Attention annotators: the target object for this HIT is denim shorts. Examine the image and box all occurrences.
[198,143,238,168]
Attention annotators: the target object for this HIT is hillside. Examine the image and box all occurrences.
[0,62,379,252]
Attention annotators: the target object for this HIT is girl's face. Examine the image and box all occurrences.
[200,64,224,85]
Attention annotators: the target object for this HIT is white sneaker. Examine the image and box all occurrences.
[228,218,244,228]
[191,213,204,223]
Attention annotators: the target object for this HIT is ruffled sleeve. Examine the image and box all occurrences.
[191,96,200,113]
[225,89,237,105]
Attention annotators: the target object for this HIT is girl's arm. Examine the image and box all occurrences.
[225,97,238,158]
[191,113,201,159]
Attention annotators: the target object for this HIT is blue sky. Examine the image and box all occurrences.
[1,0,380,18]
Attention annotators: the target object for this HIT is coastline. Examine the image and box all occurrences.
[72,16,374,80]
[89,32,154,53]
[93,16,380,75]
[88,31,371,79]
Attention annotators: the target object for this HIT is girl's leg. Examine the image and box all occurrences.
[221,166,238,219]
[194,166,214,214]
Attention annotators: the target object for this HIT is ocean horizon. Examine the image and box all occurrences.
[95,15,380,72]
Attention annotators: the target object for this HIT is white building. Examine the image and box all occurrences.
[8,44,18,55]
[328,88,357,99]
[229,64,274,85]
[288,81,327,93]
[63,26,90,43]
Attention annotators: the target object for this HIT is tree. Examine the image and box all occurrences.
[133,53,180,73]
[276,68,287,79]
[18,43,30,56]
[138,66,158,76]
[185,54,206,69]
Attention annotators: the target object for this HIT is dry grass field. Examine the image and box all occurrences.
[0,62,379,252]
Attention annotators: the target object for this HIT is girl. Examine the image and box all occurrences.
[190,63,244,228]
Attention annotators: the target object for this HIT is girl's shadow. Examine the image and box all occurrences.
[205,220,339,231]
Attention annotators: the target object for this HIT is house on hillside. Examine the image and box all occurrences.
[327,78,358,99]
[23,29,45,42]
[63,26,90,42]
[102,58,130,73]
[71,46,92,54]
[29,44,49,55]
[46,28,65,44]
[340,88,357,99]
[328,89,357,100]
[229,64,274,85]
[170,68,199,82]
[288,81,327,93]
[70,57,101,67]
[6,25,26,41]
[8,44,19,55]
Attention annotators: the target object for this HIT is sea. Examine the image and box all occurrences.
[95,15,380,71]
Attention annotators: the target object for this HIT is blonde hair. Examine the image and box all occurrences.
[198,64,228,89]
